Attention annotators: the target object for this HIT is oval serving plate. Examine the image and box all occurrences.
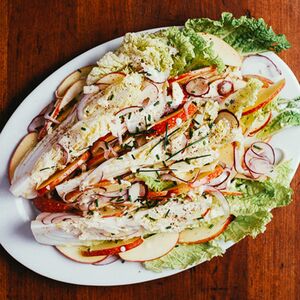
[0,28,299,286]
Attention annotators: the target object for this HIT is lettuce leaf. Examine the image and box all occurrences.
[257,110,300,139]
[227,178,292,216]
[185,12,290,54]
[144,242,224,272]
[155,27,225,75]
[222,211,272,242]
[144,160,293,272]
[136,173,175,192]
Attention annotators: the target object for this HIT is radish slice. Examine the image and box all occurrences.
[217,80,234,96]
[115,106,143,118]
[207,169,231,188]
[128,182,147,201]
[77,94,93,120]
[241,54,282,80]
[28,115,45,132]
[215,110,239,128]
[57,142,70,165]
[93,255,119,266]
[185,78,209,97]
[250,142,275,164]
[246,157,274,175]
[203,186,230,218]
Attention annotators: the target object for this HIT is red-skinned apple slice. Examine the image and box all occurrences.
[243,74,273,88]
[178,215,234,244]
[96,72,125,85]
[149,102,198,136]
[198,33,242,67]
[168,66,216,85]
[248,112,272,136]
[56,245,107,264]
[81,237,143,256]
[119,233,179,262]
[8,132,38,183]
[37,151,90,195]
[242,79,285,116]
[56,65,94,98]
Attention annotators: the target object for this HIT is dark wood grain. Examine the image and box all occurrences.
[0,1,299,299]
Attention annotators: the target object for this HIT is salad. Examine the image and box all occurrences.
[8,13,300,271]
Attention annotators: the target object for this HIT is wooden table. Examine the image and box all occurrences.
[0,1,299,299]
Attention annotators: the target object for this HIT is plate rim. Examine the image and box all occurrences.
[0,27,300,286]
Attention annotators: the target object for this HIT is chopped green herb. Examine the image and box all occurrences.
[165,226,172,229]
[108,94,114,100]
[95,200,99,207]
[253,144,262,150]
[164,209,170,218]
[81,127,86,131]
[156,154,160,160]
[166,134,209,161]
[128,112,132,119]
[154,101,160,106]
[147,114,151,122]
[208,224,214,229]
[131,154,136,160]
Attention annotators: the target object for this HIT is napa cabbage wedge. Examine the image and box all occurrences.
[144,161,293,272]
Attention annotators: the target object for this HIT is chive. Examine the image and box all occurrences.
[144,116,148,128]
[39,167,50,171]
[184,154,211,163]
[166,134,209,161]
[156,154,160,160]
[150,127,180,152]
[154,101,160,106]
[167,101,172,106]
[193,119,200,125]
[165,226,172,229]
[136,168,177,173]
[208,224,214,229]
[131,154,136,160]
[148,216,156,221]
[108,94,114,100]
[147,114,151,122]
[253,144,262,150]
[164,123,168,150]
[128,112,132,119]
[95,200,99,207]
[116,157,123,160]
[197,217,203,220]
[81,127,86,131]
[164,209,170,218]
[116,176,122,184]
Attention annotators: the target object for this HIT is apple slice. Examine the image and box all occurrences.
[37,151,90,195]
[96,72,125,85]
[56,65,93,98]
[149,102,198,136]
[243,74,273,88]
[56,245,107,264]
[248,111,272,136]
[8,132,38,183]
[242,79,285,116]
[81,237,143,256]
[168,66,215,85]
[198,33,242,67]
[218,143,234,168]
[178,215,234,244]
[119,232,179,262]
